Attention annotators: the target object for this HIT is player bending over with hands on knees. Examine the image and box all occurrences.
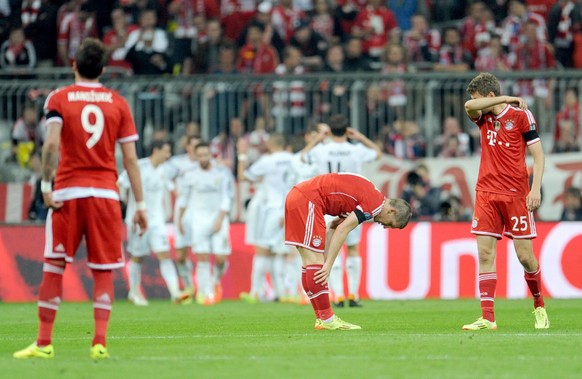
[462,72,549,331]
[285,172,411,330]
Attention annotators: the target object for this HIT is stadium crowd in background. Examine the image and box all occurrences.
[1,0,580,73]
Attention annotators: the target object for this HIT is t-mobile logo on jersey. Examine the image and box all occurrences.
[487,130,497,146]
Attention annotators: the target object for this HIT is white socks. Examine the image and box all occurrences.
[127,260,141,294]
[346,256,362,299]
[176,259,193,291]
[285,254,302,297]
[159,258,180,299]
[196,262,212,298]
[272,255,286,299]
[250,255,270,298]
[329,258,344,300]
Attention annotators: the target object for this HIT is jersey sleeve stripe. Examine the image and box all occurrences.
[525,109,536,126]
[526,138,541,146]
[117,134,139,144]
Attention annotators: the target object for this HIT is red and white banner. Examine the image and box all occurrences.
[0,183,33,223]
[361,152,582,221]
[1,222,581,302]
[2,152,582,222]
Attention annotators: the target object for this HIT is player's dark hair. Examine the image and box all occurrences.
[329,114,349,136]
[195,141,210,150]
[466,72,501,97]
[150,139,169,155]
[390,199,412,229]
[75,38,106,79]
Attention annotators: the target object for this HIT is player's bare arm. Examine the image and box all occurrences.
[213,210,227,233]
[465,95,528,118]
[121,142,147,235]
[299,123,330,162]
[40,121,63,210]
[177,206,187,234]
[346,127,382,159]
[527,142,545,211]
[236,138,250,181]
[314,212,359,285]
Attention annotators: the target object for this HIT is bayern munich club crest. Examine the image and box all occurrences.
[312,235,322,247]
[505,120,515,131]
[472,218,478,228]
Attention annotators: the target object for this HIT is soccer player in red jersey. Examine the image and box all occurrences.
[285,172,411,330]
[13,38,148,359]
[462,72,549,331]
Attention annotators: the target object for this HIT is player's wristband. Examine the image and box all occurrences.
[40,180,52,194]
[237,154,248,162]
[136,201,147,211]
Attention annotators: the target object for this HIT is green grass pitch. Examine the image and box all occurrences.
[1,299,581,379]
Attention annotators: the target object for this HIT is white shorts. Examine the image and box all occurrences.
[127,224,170,257]
[246,197,285,251]
[324,215,362,246]
[191,215,231,255]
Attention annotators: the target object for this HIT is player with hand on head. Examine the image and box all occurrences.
[462,72,549,331]
[119,139,188,306]
[301,114,382,308]
[177,142,235,305]
[285,172,411,330]
[13,38,147,360]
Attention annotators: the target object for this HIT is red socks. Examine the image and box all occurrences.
[92,269,114,347]
[303,265,334,321]
[479,272,497,322]
[525,267,545,308]
[37,263,65,347]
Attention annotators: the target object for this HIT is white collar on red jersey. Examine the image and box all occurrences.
[75,81,103,88]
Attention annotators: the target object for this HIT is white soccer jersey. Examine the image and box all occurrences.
[245,151,294,204]
[119,158,171,227]
[307,141,378,175]
[290,151,318,184]
[178,164,234,216]
[163,153,199,189]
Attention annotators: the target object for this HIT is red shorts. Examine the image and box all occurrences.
[284,188,326,253]
[44,197,124,269]
[471,191,537,240]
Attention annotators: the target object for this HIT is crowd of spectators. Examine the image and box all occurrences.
[1,0,581,74]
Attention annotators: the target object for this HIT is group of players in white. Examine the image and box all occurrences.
[118,114,381,307]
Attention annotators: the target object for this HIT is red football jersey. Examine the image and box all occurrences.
[472,105,541,197]
[294,172,385,220]
[44,82,138,196]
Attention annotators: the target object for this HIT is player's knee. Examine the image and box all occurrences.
[45,258,66,267]
[197,253,210,262]
[131,256,144,264]
[478,248,495,264]
[156,251,170,260]
[43,259,66,275]
[516,248,536,267]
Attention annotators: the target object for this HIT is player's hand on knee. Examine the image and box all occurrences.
[314,263,332,285]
